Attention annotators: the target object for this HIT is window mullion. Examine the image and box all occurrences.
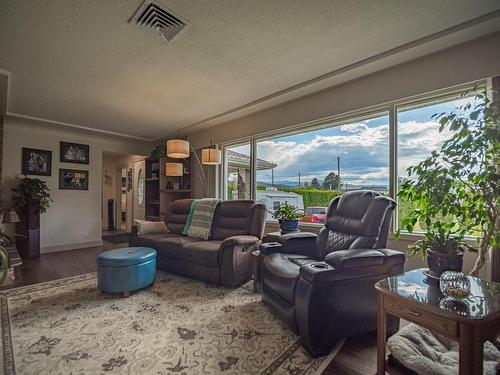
[389,104,397,233]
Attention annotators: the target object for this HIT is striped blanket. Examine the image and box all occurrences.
[182,198,221,240]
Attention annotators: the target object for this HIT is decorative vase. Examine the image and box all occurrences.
[439,271,470,299]
[425,249,463,283]
[279,219,300,233]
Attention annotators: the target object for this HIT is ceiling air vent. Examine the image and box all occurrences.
[130,1,186,42]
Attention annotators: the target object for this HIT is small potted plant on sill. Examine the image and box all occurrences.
[397,90,499,279]
[272,203,303,233]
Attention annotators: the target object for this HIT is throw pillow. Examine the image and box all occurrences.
[134,219,168,236]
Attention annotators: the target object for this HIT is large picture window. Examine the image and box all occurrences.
[397,94,482,231]
[255,113,389,221]
[221,83,486,232]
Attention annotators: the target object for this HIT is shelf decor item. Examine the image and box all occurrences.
[21,148,52,176]
[60,142,89,164]
[439,271,471,299]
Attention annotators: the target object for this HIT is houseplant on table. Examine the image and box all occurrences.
[397,90,499,278]
[272,203,303,233]
[12,176,52,259]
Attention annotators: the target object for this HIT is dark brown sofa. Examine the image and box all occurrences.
[129,199,266,287]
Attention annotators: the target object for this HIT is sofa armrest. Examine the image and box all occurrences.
[221,235,260,248]
[219,236,261,287]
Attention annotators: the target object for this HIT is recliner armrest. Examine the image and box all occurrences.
[278,232,317,256]
[299,248,405,284]
[324,248,405,269]
[221,235,260,248]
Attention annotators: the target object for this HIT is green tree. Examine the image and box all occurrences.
[322,172,340,190]
[397,91,499,276]
[310,178,321,189]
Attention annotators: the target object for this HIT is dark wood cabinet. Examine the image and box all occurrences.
[16,198,40,259]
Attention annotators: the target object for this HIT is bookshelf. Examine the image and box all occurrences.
[144,156,192,221]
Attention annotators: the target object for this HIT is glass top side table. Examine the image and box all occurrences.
[375,268,500,375]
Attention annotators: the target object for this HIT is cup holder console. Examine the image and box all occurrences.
[310,263,329,270]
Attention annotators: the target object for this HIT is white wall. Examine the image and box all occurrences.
[2,116,149,252]
[188,32,500,148]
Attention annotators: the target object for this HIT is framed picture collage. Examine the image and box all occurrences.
[21,142,90,190]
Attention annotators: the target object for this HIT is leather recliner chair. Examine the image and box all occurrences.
[260,190,406,357]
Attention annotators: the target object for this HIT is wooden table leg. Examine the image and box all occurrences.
[377,293,386,375]
[459,323,483,375]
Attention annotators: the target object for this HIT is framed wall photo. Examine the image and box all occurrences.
[21,147,52,176]
[59,169,89,190]
[60,142,90,164]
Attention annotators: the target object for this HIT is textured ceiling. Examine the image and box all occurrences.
[1,0,500,140]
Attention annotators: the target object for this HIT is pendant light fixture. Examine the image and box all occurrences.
[165,162,183,176]
[166,139,189,159]
[201,148,222,165]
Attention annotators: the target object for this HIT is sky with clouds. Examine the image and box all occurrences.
[227,96,478,188]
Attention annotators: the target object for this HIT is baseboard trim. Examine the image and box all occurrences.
[41,240,103,254]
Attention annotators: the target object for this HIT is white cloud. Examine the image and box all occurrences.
[257,119,451,186]
[339,123,369,133]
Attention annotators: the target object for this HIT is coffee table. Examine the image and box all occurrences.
[375,268,500,375]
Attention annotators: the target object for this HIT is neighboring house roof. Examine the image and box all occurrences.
[228,150,277,170]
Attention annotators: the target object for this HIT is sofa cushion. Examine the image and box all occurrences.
[167,199,194,235]
[134,219,168,236]
[183,240,222,267]
[155,235,204,260]
[211,200,254,240]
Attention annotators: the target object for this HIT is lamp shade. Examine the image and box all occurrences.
[165,163,183,176]
[201,148,222,165]
[166,139,190,159]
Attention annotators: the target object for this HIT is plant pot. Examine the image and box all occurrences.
[425,249,464,284]
[278,219,300,233]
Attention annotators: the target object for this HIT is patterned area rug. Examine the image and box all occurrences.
[0,272,343,374]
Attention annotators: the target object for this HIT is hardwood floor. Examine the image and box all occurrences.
[0,241,123,291]
[1,242,380,374]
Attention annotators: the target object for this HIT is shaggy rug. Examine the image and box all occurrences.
[0,272,343,375]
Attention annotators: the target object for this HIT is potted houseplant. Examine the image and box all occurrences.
[150,144,166,161]
[397,90,499,278]
[272,203,303,233]
[12,176,52,259]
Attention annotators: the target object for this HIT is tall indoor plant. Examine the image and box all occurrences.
[12,176,52,259]
[398,91,499,277]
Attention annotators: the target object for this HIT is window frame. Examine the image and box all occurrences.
[220,79,488,233]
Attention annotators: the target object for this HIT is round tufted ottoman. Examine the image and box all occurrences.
[97,247,157,297]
